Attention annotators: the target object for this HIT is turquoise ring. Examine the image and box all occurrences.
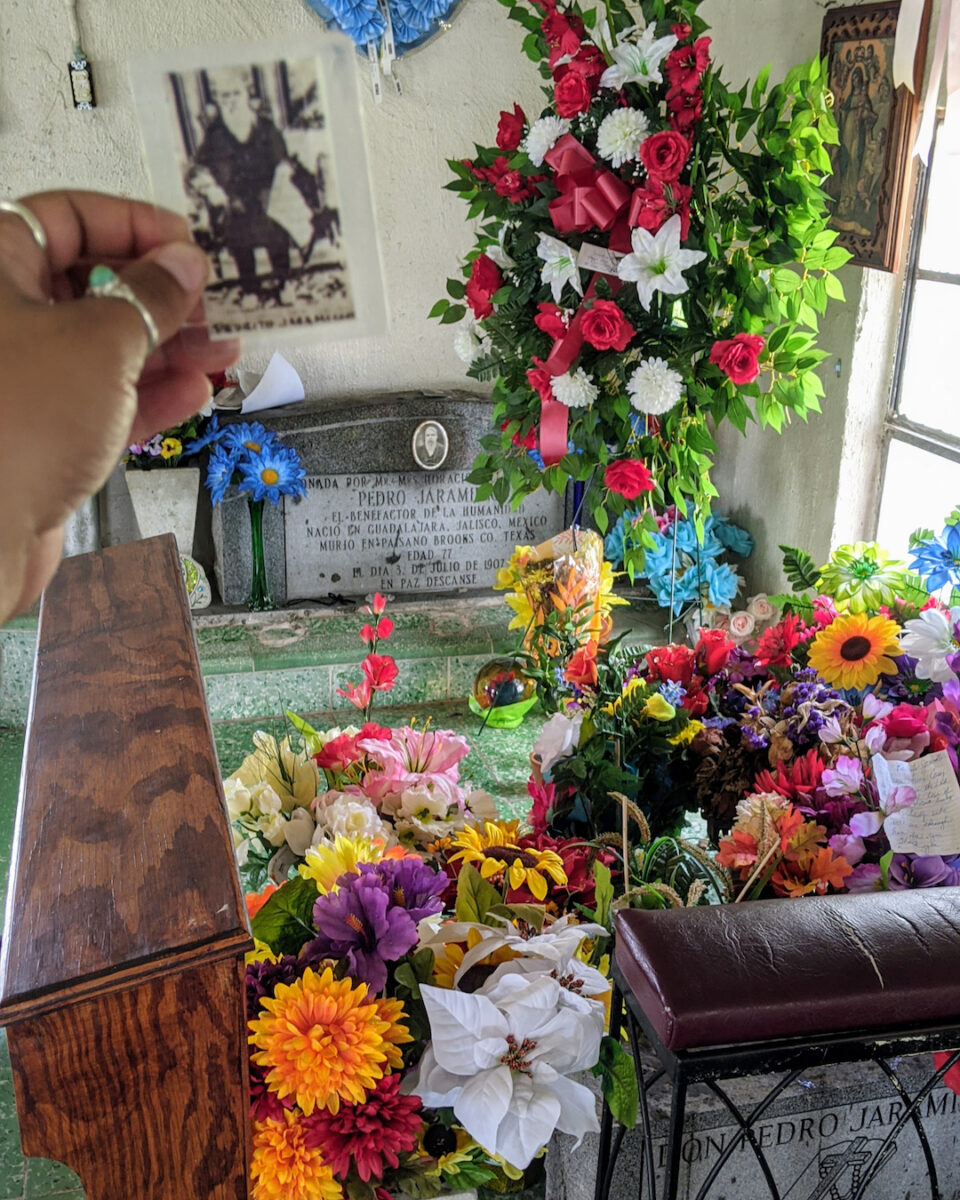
[86,264,160,356]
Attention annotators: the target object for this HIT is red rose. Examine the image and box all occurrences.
[695,628,735,676]
[541,11,584,57]
[564,641,598,687]
[581,299,635,351]
[639,130,690,183]
[883,704,929,739]
[604,458,655,500]
[554,71,593,118]
[534,302,568,340]
[667,87,703,132]
[526,357,555,404]
[646,644,696,686]
[629,180,693,239]
[465,253,502,320]
[362,653,399,692]
[709,332,766,385]
[497,103,526,151]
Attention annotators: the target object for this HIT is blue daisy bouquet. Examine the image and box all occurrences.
[605,507,753,617]
[183,416,306,609]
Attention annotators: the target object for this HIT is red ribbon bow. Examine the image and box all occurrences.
[544,134,631,235]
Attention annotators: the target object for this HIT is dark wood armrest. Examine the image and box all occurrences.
[0,535,252,1199]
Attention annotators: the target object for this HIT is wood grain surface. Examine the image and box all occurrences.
[0,536,250,1017]
[9,959,251,1199]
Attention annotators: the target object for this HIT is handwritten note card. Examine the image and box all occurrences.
[872,750,960,855]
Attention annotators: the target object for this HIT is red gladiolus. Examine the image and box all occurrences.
[526,356,555,405]
[371,593,387,615]
[667,86,704,133]
[360,623,376,644]
[376,617,394,640]
[501,419,539,450]
[709,332,766,385]
[559,44,606,88]
[496,102,526,151]
[630,180,693,239]
[581,299,635,351]
[665,37,711,93]
[362,654,399,693]
[535,302,568,339]
[527,777,556,837]
[336,679,372,710]
[541,11,584,58]
[695,628,735,676]
[755,613,810,667]
[604,459,655,500]
[671,22,692,40]
[465,253,502,320]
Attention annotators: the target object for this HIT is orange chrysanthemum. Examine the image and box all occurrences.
[249,966,393,1115]
[251,1110,342,1200]
[807,612,902,690]
[373,995,414,1071]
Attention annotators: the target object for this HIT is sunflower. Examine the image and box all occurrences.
[249,966,394,1115]
[449,820,567,900]
[251,1110,342,1200]
[431,931,519,988]
[807,613,902,690]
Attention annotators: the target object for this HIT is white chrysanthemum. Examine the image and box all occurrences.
[523,116,571,167]
[551,368,598,410]
[452,315,490,365]
[596,108,650,168]
[626,357,684,415]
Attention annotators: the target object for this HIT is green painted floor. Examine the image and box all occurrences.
[0,701,542,1197]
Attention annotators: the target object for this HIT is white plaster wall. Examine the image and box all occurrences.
[0,0,899,589]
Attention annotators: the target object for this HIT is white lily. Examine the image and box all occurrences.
[410,974,602,1170]
[537,233,584,304]
[617,214,706,311]
[485,223,516,271]
[900,607,960,682]
[420,913,607,985]
[600,26,678,90]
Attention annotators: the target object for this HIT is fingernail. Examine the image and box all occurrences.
[154,242,210,293]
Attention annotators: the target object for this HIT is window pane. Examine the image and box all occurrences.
[897,279,960,434]
[876,439,960,559]
[918,127,960,275]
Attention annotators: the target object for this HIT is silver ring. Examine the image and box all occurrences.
[0,200,48,253]
[86,264,160,356]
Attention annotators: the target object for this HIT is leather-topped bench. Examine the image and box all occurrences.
[596,890,960,1200]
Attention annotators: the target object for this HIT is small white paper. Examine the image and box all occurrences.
[576,243,624,275]
[872,750,960,855]
[239,352,305,414]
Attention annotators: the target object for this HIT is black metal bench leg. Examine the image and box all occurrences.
[595,981,624,1200]
[662,1068,687,1200]
[627,1006,659,1200]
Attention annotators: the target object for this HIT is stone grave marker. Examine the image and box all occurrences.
[211,391,567,605]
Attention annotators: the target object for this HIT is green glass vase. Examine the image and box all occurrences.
[247,497,275,611]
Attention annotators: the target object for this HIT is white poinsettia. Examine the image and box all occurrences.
[537,233,583,303]
[410,973,603,1170]
[551,368,598,409]
[900,607,960,682]
[617,214,706,311]
[523,116,571,167]
[421,913,608,985]
[626,356,684,415]
[600,26,678,90]
[485,954,611,1017]
[596,108,650,168]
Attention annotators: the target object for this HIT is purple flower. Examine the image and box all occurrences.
[246,955,302,1021]
[887,854,960,890]
[846,863,883,893]
[363,857,446,924]
[308,870,419,992]
[829,831,866,866]
[822,755,864,797]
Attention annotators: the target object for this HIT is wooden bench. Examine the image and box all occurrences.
[0,536,253,1199]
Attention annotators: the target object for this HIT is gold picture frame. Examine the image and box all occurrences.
[821,1,930,272]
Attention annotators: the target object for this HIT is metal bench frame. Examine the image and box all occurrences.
[595,955,960,1200]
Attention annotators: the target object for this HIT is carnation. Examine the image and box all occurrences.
[596,107,650,168]
[627,357,684,415]
[551,367,599,409]
[523,115,571,167]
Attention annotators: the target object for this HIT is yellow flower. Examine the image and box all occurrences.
[374,994,414,1071]
[643,693,676,721]
[668,719,703,746]
[807,613,902,690]
[298,835,385,893]
[432,930,518,988]
[449,821,567,901]
[251,1110,342,1200]
[159,436,182,459]
[246,938,280,965]
[249,966,397,1114]
[230,732,320,812]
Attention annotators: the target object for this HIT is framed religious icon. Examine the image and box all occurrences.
[821,1,929,272]
[132,35,387,343]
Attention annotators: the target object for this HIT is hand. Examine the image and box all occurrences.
[0,190,241,623]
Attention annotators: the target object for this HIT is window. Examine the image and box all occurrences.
[875,120,960,557]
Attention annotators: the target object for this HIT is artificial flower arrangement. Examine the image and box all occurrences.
[125,413,209,468]
[526,516,960,901]
[226,598,641,1198]
[434,0,848,567]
